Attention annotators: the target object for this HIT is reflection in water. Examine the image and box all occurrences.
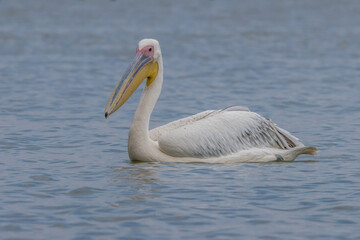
[111,163,161,183]
[109,163,162,203]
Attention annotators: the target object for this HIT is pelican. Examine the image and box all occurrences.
[105,39,317,163]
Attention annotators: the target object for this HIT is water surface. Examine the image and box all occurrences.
[1,0,360,239]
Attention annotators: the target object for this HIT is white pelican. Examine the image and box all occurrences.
[105,39,317,163]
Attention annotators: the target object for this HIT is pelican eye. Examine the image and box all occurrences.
[149,48,152,52]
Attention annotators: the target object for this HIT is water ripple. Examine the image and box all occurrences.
[1,0,360,239]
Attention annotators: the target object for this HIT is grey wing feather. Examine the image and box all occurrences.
[149,106,251,142]
[149,110,217,142]
[154,107,303,158]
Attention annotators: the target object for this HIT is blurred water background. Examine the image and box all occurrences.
[0,0,360,239]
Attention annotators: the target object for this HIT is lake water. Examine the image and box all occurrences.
[1,0,360,239]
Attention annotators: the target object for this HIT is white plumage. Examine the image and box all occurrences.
[105,39,317,163]
[149,107,316,162]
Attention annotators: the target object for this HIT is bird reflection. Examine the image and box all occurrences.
[111,163,161,183]
[108,163,163,205]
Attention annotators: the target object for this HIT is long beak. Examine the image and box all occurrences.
[105,52,158,118]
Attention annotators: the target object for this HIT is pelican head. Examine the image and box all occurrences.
[105,39,161,118]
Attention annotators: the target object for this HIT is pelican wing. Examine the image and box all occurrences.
[152,107,304,158]
[150,110,217,141]
[150,106,250,141]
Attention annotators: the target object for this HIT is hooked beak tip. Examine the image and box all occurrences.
[105,112,109,119]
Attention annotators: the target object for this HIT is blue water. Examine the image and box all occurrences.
[1,0,360,239]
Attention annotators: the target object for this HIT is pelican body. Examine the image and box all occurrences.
[105,39,317,163]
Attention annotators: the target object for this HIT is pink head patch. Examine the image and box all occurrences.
[136,45,154,57]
